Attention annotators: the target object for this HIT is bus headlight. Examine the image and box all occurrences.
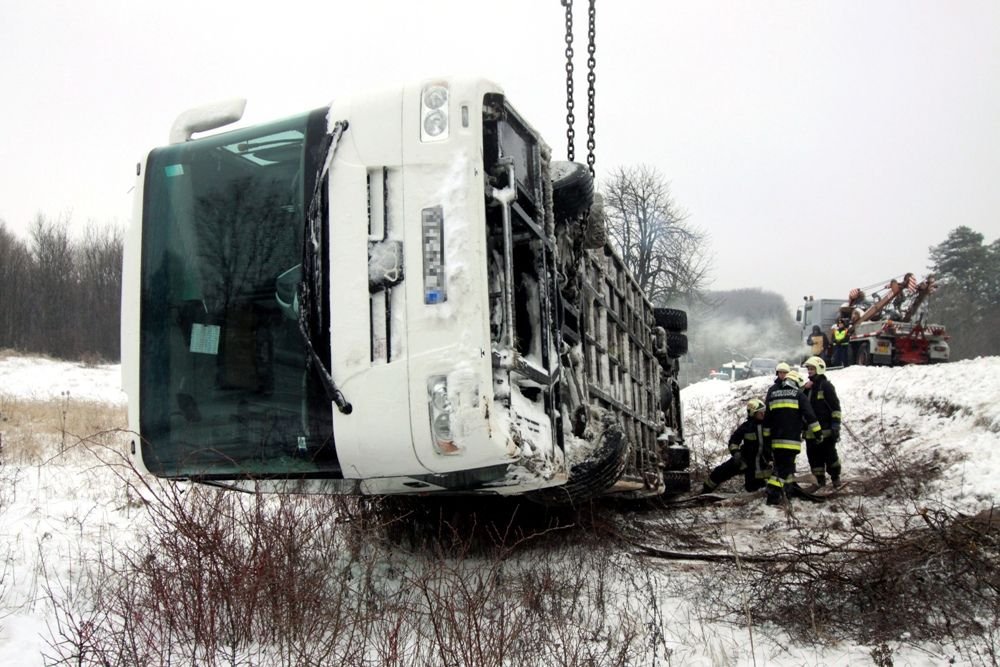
[423,85,448,109]
[429,377,450,411]
[432,413,454,442]
[427,375,459,455]
[420,83,449,142]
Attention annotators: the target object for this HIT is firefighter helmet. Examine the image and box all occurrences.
[775,361,791,373]
[746,398,766,417]
[785,369,804,388]
[805,356,826,375]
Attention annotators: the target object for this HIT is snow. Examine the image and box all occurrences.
[0,355,125,404]
[1,352,998,664]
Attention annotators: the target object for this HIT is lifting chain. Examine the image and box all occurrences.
[562,0,576,162]
[585,0,596,176]
[561,0,597,175]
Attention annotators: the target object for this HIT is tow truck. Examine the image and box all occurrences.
[797,273,950,366]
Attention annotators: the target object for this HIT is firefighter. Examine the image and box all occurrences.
[773,361,791,386]
[701,398,772,494]
[802,355,843,487]
[763,369,822,505]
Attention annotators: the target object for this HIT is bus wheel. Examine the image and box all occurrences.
[654,307,688,332]
[551,161,594,221]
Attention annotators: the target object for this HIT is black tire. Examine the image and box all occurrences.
[665,331,688,358]
[551,161,594,220]
[654,307,687,332]
[528,416,629,506]
[855,344,870,366]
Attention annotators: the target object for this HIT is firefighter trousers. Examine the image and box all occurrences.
[706,442,772,492]
[766,448,799,503]
[805,431,841,484]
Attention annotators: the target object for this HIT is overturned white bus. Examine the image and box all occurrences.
[121,77,689,503]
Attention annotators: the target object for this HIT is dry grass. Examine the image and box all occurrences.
[0,392,127,463]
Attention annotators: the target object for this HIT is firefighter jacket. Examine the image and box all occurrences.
[764,381,821,453]
[728,418,770,455]
[804,375,842,433]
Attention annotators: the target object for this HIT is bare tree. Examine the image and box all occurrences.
[0,220,32,349]
[601,165,710,305]
[29,214,80,357]
[77,222,124,360]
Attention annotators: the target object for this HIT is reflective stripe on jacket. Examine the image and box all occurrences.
[764,383,820,453]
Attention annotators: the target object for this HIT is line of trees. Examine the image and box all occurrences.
[0,215,123,362]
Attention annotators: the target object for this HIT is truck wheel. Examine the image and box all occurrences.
[551,161,594,221]
[855,344,870,366]
[654,307,687,332]
[666,331,688,358]
[527,415,629,506]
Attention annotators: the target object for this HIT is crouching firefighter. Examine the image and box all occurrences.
[803,355,843,487]
[702,399,773,494]
[764,369,822,505]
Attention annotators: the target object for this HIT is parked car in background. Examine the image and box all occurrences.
[743,358,778,379]
[719,362,746,381]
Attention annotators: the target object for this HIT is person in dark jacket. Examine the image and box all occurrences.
[763,369,822,505]
[701,398,772,493]
[806,325,830,364]
[803,355,843,487]
[773,361,790,386]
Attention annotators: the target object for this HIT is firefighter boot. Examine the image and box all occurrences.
[765,488,783,506]
[831,475,842,488]
[814,474,827,488]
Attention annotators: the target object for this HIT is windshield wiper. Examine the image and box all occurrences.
[299,119,352,415]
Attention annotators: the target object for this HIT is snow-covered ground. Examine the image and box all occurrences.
[683,357,1000,512]
[0,353,998,665]
[0,355,125,404]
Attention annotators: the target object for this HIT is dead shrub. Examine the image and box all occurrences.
[36,452,658,666]
[698,503,1000,659]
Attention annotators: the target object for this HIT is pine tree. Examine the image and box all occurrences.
[928,226,1000,359]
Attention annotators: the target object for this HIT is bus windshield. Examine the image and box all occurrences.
[138,108,338,479]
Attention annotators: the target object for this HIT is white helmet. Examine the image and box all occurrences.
[805,356,826,375]
[785,369,804,388]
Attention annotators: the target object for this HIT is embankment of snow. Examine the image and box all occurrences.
[682,357,1000,510]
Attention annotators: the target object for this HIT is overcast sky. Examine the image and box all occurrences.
[2,1,999,312]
